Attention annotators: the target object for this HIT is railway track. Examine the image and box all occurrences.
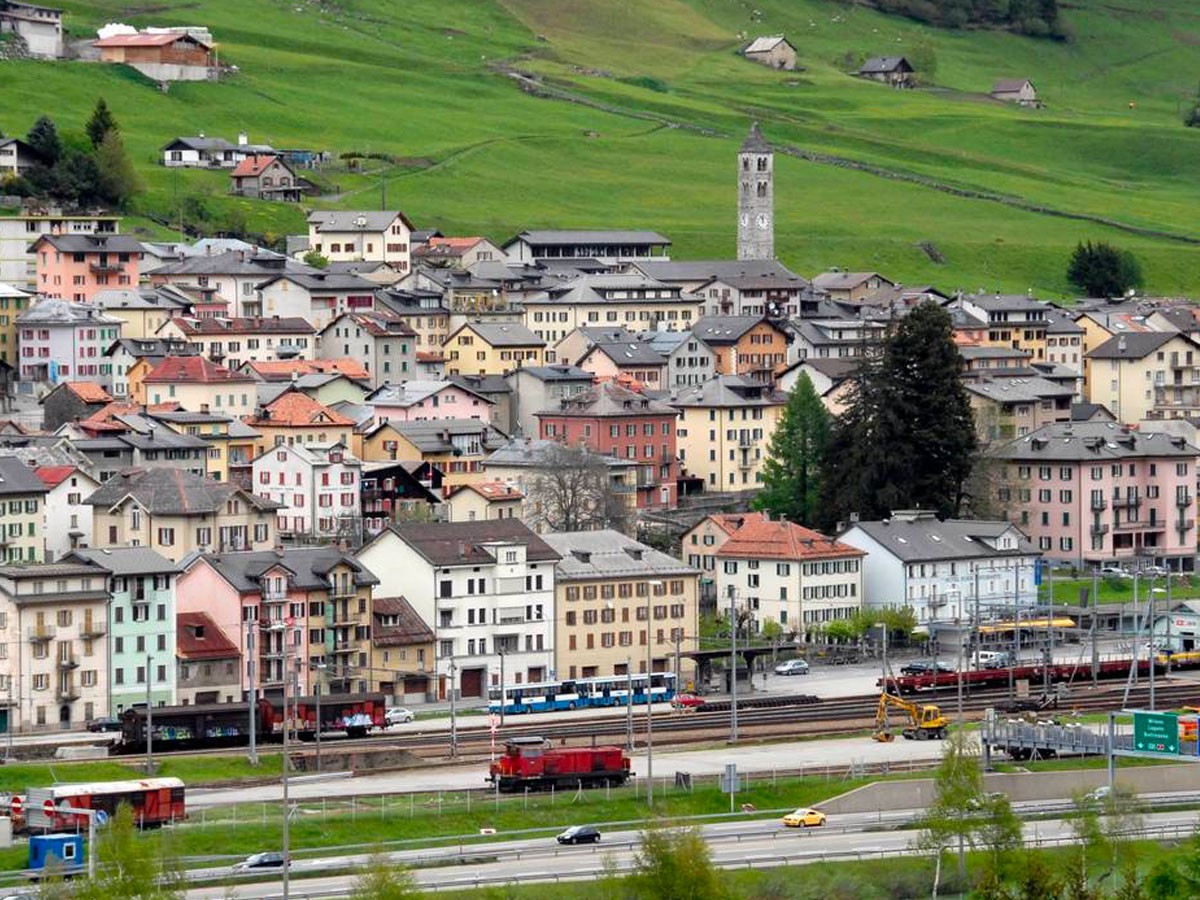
[113,678,1199,768]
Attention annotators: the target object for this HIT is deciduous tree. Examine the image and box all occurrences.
[95,129,142,208]
[754,372,829,527]
[631,826,727,900]
[350,848,423,899]
[525,443,630,533]
[72,804,183,900]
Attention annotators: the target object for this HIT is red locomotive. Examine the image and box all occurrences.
[488,737,631,791]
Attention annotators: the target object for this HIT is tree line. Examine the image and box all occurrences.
[1,98,141,210]
[865,0,1067,39]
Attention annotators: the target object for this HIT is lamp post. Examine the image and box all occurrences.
[646,579,662,809]
[145,653,153,775]
[498,649,505,727]
[247,616,258,767]
[625,654,633,753]
[267,620,295,900]
[449,656,458,759]
[311,662,327,773]
[729,586,739,744]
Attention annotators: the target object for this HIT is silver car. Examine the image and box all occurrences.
[385,707,414,726]
[774,659,810,676]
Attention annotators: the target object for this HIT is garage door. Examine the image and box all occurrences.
[460,668,484,698]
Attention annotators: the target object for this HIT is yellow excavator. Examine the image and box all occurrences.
[873,692,948,742]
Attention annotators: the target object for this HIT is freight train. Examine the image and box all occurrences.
[117,692,386,752]
[880,657,1160,694]
[487,736,631,791]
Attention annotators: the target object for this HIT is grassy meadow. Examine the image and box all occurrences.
[0,0,1198,294]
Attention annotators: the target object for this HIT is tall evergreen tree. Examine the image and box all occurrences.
[26,115,61,164]
[819,302,976,528]
[86,97,118,149]
[753,372,830,526]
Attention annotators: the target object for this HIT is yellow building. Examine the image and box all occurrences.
[150,410,261,485]
[444,321,545,377]
[85,468,280,562]
[136,356,257,418]
[0,457,48,564]
[542,530,700,684]
[952,294,1049,362]
[359,418,506,488]
[371,595,435,703]
[669,375,786,491]
[0,283,30,367]
[244,390,356,455]
[1085,331,1200,422]
[444,481,523,522]
[94,289,177,340]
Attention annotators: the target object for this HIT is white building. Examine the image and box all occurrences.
[17,298,122,389]
[35,466,98,563]
[714,516,865,640]
[358,520,559,700]
[838,509,1041,626]
[251,441,361,540]
[306,211,415,274]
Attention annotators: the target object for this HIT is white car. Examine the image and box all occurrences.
[385,707,414,726]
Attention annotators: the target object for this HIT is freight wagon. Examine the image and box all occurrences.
[487,736,631,791]
[26,778,185,831]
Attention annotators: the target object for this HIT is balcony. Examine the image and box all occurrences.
[1178,519,1196,532]
[1090,497,1108,512]
[57,654,78,671]
[26,625,55,643]
[88,261,125,274]
[79,621,106,639]
[1111,496,1142,509]
[55,685,79,702]
[737,434,754,449]
[1090,523,1110,536]
[332,639,357,653]
[636,471,658,489]
[1178,493,1194,508]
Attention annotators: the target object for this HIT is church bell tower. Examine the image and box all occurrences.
[737,122,774,261]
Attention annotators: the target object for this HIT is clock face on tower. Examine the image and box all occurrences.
[755,213,769,230]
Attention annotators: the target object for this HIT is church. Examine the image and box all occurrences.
[737,122,774,261]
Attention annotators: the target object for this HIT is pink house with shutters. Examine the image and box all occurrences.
[364,380,492,424]
[31,233,145,303]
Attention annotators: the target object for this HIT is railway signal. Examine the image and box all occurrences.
[9,796,21,816]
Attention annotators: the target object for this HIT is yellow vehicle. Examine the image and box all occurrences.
[782,807,826,828]
[873,692,948,742]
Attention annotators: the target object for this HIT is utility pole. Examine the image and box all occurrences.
[281,624,291,900]
[646,581,660,809]
[499,650,505,727]
[729,586,738,744]
[248,620,258,767]
[145,653,153,774]
[973,566,981,673]
[625,655,633,753]
[449,657,458,759]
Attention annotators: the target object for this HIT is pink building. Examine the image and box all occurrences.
[996,422,1199,569]
[364,380,492,424]
[31,233,145,303]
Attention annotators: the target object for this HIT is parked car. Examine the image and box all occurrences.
[782,807,826,828]
[774,659,810,676]
[1098,566,1129,577]
[557,825,601,845]
[900,660,955,676]
[86,716,121,733]
[976,651,1013,670]
[1085,786,1111,803]
[671,693,706,709]
[385,707,414,726]
[233,851,287,871]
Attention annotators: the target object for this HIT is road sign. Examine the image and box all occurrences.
[719,763,740,794]
[9,796,20,815]
[1133,710,1179,754]
[42,799,54,818]
[94,809,108,826]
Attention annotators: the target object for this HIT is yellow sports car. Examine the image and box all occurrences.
[782,807,826,828]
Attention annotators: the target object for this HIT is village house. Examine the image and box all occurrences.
[69,417,211,483]
[0,559,110,731]
[306,211,415,273]
[30,233,144,304]
[104,338,199,399]
[0,456,48,563]
[155,315,316,369]
[35,465,97,562]
[788,318,887,364]
[176,547,379,697]
[371,596,435,703]
[948,293,1050,362]
[148,249,309,317]
[147,409,260,486]
[574,337,668,390]
[681,512,767,591]
[85,467,279,562]
[17,299,121,388]
[857,56,914,87]
[67,547,178,712]
[245,390,356,454]
[317,311,416,384]
[536,380,679,509]
[966,376,1075,443]
[1084,332,1200,423]
[359,418,506,487]
[503,230,671,266]
[93,28,216,81]
[39,381,112,432]
[632,331,715,391]
[741,35,797,70]
[252,440,361,541]
[992,422,1198,569]
[776,358,860,416]
[990,79,1039,107]
[505,365,595,437]
[810,271,895,304]
[715,517,865,642]
[0,282,30,366]
[691,316,789,382]
[229,155,304,202]
[365,380,492,425]
[359,461,442,537]
[545,529,700,683]
[411,236,505,270]
[839,510,1040,626]
[523,274,699,348]
[444,481,523,523]
[136,355,256,417]
[256,371,370,410]
[669,375,787,492]
[358,519,560,699]
[0,138,40,179]
[446,374,511,430]
[444,321,545,377]
[92,287,191,340]
[636,259,810,319]
[0,213,118,289]
[253,271,377,329]
[0,2,64,59]
[160,131,272,168]
[175,611,241,705]
[374,287,451,360]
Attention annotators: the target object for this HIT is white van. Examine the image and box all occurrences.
[976,651,1013,670]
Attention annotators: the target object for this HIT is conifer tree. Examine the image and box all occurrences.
[754,372,829,526]
[26,115,61,164]
[86,97,119,149]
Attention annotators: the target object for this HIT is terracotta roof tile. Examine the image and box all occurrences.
[176,612,239,660]
[247,391,355,428]
[231,154,285,178]
[373,596,434,646]
[450,481,524,502]
[245,359,371,381]
[143,356,254,384]
[63,382,113,404]
[715,519,864,561]
[34,466,78,489]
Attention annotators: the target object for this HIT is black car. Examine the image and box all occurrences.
[557,825,601,845]
[900,661,956,676]
[86,716,122,733]
[233,852,287,871]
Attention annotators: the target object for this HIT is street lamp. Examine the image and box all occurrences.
[728,585,739,744]
[646,579,663,809]
[311,662,327,773]
[266,620,296,900]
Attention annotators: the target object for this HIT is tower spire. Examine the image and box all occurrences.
[736,122,774,261]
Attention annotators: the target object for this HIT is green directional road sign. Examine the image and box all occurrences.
[1133,711,1179,755]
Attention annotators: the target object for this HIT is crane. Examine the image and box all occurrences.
[873,692,948,742]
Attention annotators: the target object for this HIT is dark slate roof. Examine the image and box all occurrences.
[380,419,508,453]
[691,316,774,344]
[636,259,802,285]
[513,365,595,383]
[446,374,512,397]
[1071,402,1114,422]
[485,437,634,470]
[0,457,50,496]
[544,530,698,581]
[306,210,415,233]
[377,519,560,567]
[1087,332,1183,360]
[844,517,1034,562]
[30,234,144,254]
[195,547,379,592]
[965,376,1075,404]
[667,375,787,409]
[508,230,671,247]
[859,56,912,74]
[543,381,678,418]
[740,122,769,153]
[456,322,544,347]
[998,422,1198,462]
[83,468,280,514]
[66,547,178,576]
[583,340,667,367]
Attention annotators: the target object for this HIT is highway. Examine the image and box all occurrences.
[183,806,1200,899]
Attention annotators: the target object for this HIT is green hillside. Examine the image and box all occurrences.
[2,0,1199,297]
